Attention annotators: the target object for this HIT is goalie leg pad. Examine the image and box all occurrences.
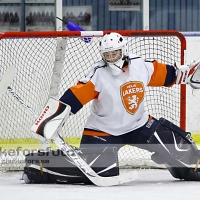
[31,97,71,141]
[148,118,200,181]
[23,147,119,184]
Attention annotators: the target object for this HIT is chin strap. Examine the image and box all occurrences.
[113,63,124,71]
[113,56,129,71]
[106,56,129,76]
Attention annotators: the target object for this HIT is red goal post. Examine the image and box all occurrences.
[0,30,186,171]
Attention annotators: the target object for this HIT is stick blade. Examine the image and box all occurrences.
[0,66,16,97]
[97,170,139,186]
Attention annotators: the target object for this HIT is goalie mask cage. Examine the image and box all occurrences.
[0,30,186,171]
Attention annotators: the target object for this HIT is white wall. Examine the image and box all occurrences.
[183,33,200,133]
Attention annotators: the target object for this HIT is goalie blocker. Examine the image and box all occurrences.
[31,97,71,141]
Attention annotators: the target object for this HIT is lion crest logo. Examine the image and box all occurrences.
[120,81,145,114]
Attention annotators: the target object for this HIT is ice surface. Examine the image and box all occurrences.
[1,169,200,200]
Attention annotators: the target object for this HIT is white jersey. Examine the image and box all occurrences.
[61,53,174,136]
[81,53,153,136]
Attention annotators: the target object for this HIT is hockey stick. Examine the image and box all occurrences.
[0,66,37,118]
[56,17,92,43]
[0,66,16,97]
[0,67,138,186]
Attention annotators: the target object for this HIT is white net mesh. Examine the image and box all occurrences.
[0,31,185,171]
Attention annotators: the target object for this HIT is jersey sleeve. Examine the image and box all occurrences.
[59,61,104,114]
[147,60,176,87]
[60,81,99,114]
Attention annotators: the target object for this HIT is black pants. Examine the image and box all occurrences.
[80,117,159,152]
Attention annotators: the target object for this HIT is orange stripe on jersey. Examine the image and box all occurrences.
[148,60,167,86]
[70,81,99,105]
[83,116,153,137]
[83,130,111,136]
[148,115,153,121]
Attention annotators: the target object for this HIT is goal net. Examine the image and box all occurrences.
[0,30,186,171]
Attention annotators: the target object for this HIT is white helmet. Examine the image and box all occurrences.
[100,32,128,76]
